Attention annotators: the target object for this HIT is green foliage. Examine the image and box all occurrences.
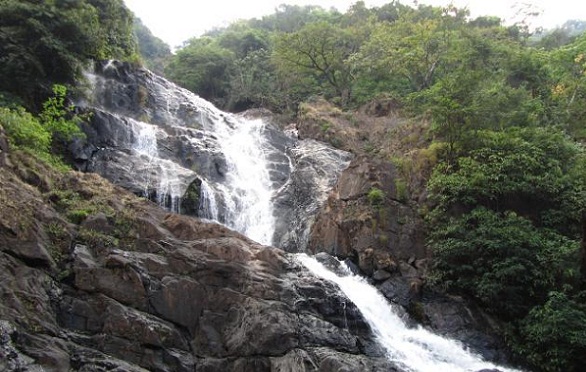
[77,227,119,249]
[39,85,85,143]
[165,38,234,105]
[517,291,586,371]
[67,208,91,224]
[429,207,579,318]
[367,187,385,206]
[428,127,586,235]
[0,107,51,153]
[394,179,408,202]
[0,84,87,168]
[273,21,359,106]
[427,124,586,369]
[0,0,137,109]
[227,49,282,111]
[546,33,586,140]
[133,17,171,74]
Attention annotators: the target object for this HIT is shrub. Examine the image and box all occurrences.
[0,107,51,152]
[428,207,580,319]
[519,291,586,371]
[367,187,385,206]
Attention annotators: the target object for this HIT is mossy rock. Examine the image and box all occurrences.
[180,178,202,216]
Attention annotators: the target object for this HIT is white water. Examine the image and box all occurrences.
[131,119,183,213]
[199,180,219,221]
[205,116,276,245]
[297,254,521,372]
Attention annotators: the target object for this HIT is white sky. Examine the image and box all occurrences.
[123,0,586,48]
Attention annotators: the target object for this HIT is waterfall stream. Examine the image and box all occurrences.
[82,62,521,371]
[203,116,276,245]
[297,254,521,372]
[130,119,184,213]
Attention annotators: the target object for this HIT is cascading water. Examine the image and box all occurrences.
[80,61,348,249]
[204,116,275,245]
[199,180,219,221]
[297,254,521,372]
[130,119,183,213]
[79,62,521,371]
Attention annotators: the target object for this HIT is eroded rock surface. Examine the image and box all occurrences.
[0,148,395,371]
[70,61,352,250]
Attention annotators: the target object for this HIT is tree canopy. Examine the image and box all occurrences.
[0,0,137,110]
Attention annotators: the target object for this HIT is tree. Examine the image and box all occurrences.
[546,33,586,139]
[165,38,234,105]
[133,17,171,75]
[429,207,579,318]
[427,126,586,319]
[519,291,586,371]
[227,49,280,111]
[358,6,466,92]
[0,0,137,110]
[273,21,358,105]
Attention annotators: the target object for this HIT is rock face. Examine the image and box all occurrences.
[69,61,352,250]
[0,147,396,371]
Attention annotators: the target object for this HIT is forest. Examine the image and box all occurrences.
[0,1,585,371]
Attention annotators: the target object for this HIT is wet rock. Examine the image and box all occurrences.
[419,292,511,364]
[74,263,147,310]
[149,276,206,332]
[379,277,414,308]
[1,155,402,371]
[270,349,318,371]
[0,321,40,371]
[372,269,392,282]
[307,156,426,264]
[72,244,96,268]
[273,139,353,252]
[358,248,376,276]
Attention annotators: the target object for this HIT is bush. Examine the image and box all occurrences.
[519,291,586,371]
[39,84,85,143]
[367,187,385,206]
[0,107,51,152]
[429,207,580,319]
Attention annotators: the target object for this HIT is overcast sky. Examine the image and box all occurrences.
[123,0,586,48]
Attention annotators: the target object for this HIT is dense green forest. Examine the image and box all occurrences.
[1,1,586,371]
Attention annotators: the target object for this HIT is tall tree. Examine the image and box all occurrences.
[273,21,358,105]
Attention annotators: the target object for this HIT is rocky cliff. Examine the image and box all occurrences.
[69,61,351,250]
[0,142,395,371]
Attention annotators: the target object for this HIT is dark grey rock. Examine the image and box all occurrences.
[372,269,392,282]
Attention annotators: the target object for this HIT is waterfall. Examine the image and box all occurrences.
[297,254,521,372]
[81,61,349,249]
[205,116,275,245]
[130,119,183,213]
[199,180,219,221]
[78,62,524,371]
